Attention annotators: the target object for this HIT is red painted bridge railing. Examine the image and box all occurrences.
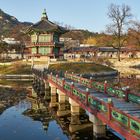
[64,72,140,105]
[48,74,140,140]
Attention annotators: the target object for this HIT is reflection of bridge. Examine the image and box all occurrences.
[32,68,140,140]
[27,89,95,140]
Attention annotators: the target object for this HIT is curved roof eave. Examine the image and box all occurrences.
[26,19,68,34]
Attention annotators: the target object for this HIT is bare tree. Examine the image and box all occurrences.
[107,3,132,61]
[128,21,140,48]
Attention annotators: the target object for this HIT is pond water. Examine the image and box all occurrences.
[0,100,68,140]
[0,97,124,140]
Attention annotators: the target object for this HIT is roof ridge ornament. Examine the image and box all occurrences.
[41,9,48,20]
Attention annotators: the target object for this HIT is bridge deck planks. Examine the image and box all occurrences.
[63,77,140,118]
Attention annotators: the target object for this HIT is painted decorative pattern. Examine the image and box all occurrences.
[73,89,79,96]
[92,82,97,88]
[128,94,140,104]
[72,89,85,100]
[64,84,71,91]
[130,119,140,135]
[92,82,104,92]
[81,93,86,100]
[98,104,107,112]
[88,96,95,106]
[107,88,125,98]
[88,97,106,112]
[111,110,128,126]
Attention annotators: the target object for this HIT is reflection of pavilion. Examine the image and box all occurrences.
[26,89,51,132]
[26,88,94,139]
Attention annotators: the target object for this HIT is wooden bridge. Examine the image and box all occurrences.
[32,68,140,140]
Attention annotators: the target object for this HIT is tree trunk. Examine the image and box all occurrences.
[117,50,121,61]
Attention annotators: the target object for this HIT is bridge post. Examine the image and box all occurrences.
[90,77,93,88]
[65,71,67,78]
[124,87,130,102]
[71,72,74,80]
[70,82,74,96]
[89,113,106,138]
[86,88,89,105]
[104,80,107,94]
[62,78,65,89]
[79,74,82,84]
[107,98,113,121]
[31,88,38,98]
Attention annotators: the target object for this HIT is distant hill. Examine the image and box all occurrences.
[0,9,97,42]
[0,9,32,40]
[62,29,97,43]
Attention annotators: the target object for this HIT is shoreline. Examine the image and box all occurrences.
[0,86,28,114]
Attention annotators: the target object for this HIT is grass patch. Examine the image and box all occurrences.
[48,62,115,74]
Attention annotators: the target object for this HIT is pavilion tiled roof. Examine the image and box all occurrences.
[26,9,68,34]
[28,20,67,33]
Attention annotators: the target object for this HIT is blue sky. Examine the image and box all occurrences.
[0,0,140,32]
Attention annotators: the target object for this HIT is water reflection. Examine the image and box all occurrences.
[0,99,68,140]
[26,93,94,140]
[25,88,122,140]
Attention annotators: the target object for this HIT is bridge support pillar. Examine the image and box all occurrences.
[57,103,70,117]
[44,80,50,100]
[57,89,66,103]
[49,84,57,96]
[33,76,37,85]
[31,88,37,98]
[49,84,57,107]
[69,98,80,115]
[39,80,45,95]
[49,95,57,107]
[89,114,106,138]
